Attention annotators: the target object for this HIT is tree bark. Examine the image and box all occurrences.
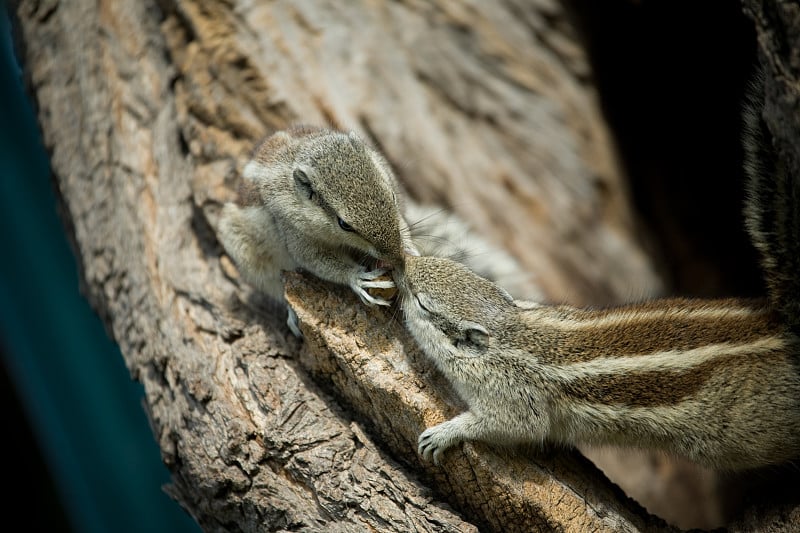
[10,0,799,531]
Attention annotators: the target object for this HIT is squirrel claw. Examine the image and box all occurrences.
[351,267,395,306]
[359,267,390,281]
[361,279,395,289]
[418,427,449,465]
[354,287,392,307]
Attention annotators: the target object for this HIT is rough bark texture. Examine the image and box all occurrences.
[10,0,800,531]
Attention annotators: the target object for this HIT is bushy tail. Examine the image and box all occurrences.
[741,68,800,334]
[403,200,542,301]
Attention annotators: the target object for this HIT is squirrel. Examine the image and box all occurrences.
[217,125,536,336]
[394,70,800,471]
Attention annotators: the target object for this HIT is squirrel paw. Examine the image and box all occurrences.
[418,422,462,465]
[351,267,396,306]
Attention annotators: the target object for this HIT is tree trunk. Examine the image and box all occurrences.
[10,0,800,531]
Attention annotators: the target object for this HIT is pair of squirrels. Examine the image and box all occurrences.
[217,73,800,472]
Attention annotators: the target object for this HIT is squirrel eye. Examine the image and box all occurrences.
[337,217,354,232]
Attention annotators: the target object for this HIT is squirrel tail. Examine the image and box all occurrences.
[741,68,800,334]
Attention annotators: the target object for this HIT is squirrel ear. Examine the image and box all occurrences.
[293,168,310,185]
[461,321,490,348]
[416,293,436,313]
[293,168,315,200]
[498,286,514,303]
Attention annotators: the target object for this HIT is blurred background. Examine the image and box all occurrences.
[0,8,200,533]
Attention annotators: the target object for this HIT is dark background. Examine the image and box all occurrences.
[1,2,762,531]
[574,0,764,301]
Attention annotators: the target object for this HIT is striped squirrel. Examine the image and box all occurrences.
[217,125,535,336]
[395,74,800,470]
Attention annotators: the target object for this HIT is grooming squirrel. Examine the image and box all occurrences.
[395,73,800,470]
[217,125,535,336]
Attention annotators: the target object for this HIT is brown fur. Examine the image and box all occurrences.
[530,299,783,364]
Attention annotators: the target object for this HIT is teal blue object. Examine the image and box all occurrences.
[1,10,201,533]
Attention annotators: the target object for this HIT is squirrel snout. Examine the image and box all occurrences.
[377,246,417,269]
[376,259,393,270]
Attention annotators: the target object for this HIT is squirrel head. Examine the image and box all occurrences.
[397,255,515,352]
[298,131,410,262]
[244,127,417,267]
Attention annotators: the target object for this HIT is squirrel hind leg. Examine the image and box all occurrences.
[218,203,293,302]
